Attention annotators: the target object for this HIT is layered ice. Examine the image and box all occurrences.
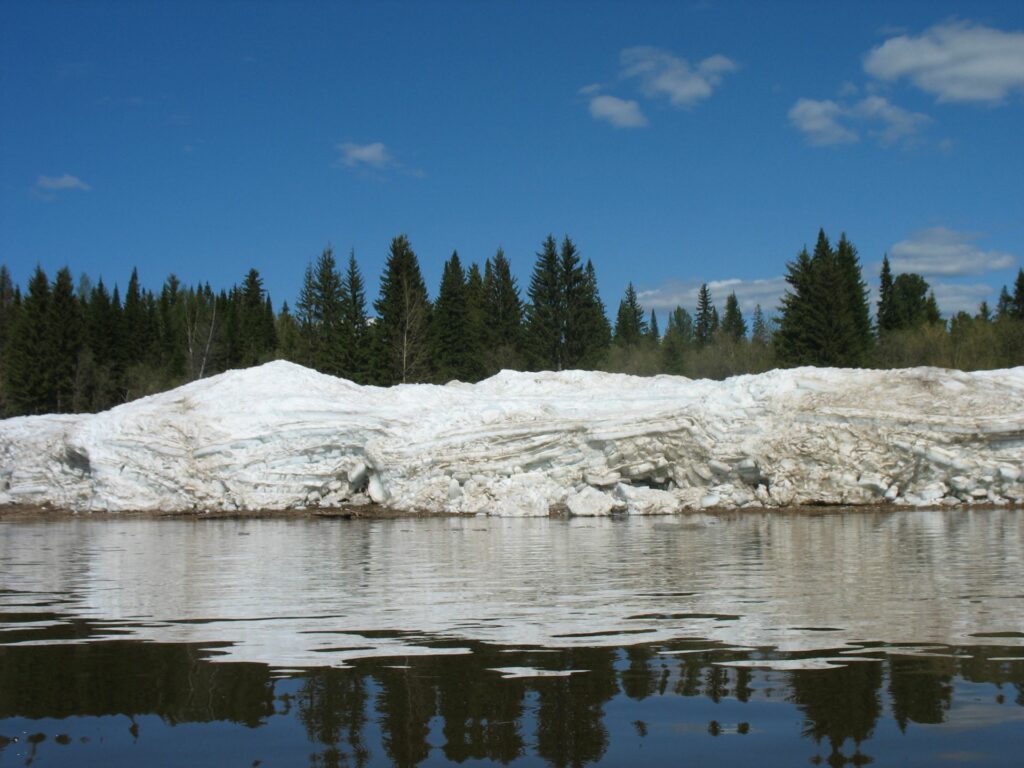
[1,360,1022,514]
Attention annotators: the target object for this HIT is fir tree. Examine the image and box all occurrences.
[694,283,716,347]
[275,301,301,362]
[239,268,275,367]
[122,268,147,365]
[776,246,815,365]
[372,235,432,384]
[431,251,471,382]
[721,292,747,341]
[613,283,646,347]
[976,301,992,323]
[524,235,563,370]
[996,286,1012,320]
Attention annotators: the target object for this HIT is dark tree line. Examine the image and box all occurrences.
[3,229,1023,417]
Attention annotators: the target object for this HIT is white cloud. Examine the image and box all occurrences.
[637,276,788,316]
[864,21,1024,103]
[789,95,929,146]
[890,227,1016,276]
[338,141,392,169]
[789,98,858,145]
[620,46,738,107]
[34,174,91,192]
[929,282,995,315]
[588,95,648,128]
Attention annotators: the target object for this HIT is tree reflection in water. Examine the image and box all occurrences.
[1,636,1023,767]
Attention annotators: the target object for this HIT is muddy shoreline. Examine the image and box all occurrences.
[1,500,1019,522]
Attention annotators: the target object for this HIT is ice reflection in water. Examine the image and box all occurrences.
[0,508,1022,668]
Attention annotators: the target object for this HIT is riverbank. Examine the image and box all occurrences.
[3,499,1019,522]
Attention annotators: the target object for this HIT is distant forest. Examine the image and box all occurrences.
[1,229,1023,417]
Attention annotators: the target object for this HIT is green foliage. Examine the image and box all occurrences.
[524,235,563,370]
[482,249,525,372]
[720,292,746,341]
[372,235,432,384]
[694,283,717,347]
[613,283,646,347]
[778,230,873,367]
[338,251,370,383]
[431,251,472,382]
[5,266,52,414]
[661,306,694,374]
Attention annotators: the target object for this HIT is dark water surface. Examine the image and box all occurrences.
[1,510,1022,766]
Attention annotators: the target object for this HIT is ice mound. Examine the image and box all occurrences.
[1,361,1022,514]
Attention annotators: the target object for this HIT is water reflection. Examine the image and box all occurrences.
[1,633,1023,767]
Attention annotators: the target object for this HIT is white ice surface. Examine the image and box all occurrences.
[2,361,1023,513]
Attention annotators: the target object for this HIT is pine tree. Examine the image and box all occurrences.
[976,301,992,323]
[431,251,471,382]
[122,268,147,365]
[372,235,432,384]
[694,283,716,347]
[889,273,932,330]
[996,286,1012,320]
[339,251,370,382]
[275,302,301,362]
[0,265,15,351]
[524,235,563,370]
[721,292,747,341]
[777,247,816,365]
[613,283,646,346]
[924,291,941,325]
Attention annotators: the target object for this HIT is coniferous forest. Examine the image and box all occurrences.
[1,229,1023,417]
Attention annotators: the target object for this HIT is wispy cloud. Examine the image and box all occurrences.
[637,276,788,316]
[583,45,736,128]
[338,141,392,169]
[890,226,1016,276]
[620,46,738,108]
[864,20,1024,103]
[789,95,929,146]
[588,94,648,128]
[32,174,91,199]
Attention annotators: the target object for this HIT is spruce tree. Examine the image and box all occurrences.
[877,254,896,333]
[524,235,563,370]
[313,249,345,375]
[751,304,770,345]
[339,251,370,382]
[721,292,747,341]
[661,306,693,374]
[889,273,932,330]
[372,234,432,384]
[239,268,275,367]
[122,268,146,365]
[694,283,716,347]
[275,302,301,362]
[835,233,873,362]
[646,310,660,347]
[5,267,53,414]
[1012,268,1024,320]
[483,248,524,370]
[777,246,818,366]
[0,265,14,351]
[431,251,471,382]
[996,286,1012,320]
[613,283,646,347]
[49,267,82,412]
[463,262,488,381]
[573,259,612,367]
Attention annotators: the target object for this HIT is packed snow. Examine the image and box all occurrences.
[1,360,1022,514]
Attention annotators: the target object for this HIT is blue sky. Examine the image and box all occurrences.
[2,0,1022,319]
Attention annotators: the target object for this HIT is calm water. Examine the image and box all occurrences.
[1,510,1022,766]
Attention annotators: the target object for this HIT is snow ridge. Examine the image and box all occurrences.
[1,361,1022,514]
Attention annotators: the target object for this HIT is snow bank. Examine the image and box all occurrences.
[1,361,1022,514]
